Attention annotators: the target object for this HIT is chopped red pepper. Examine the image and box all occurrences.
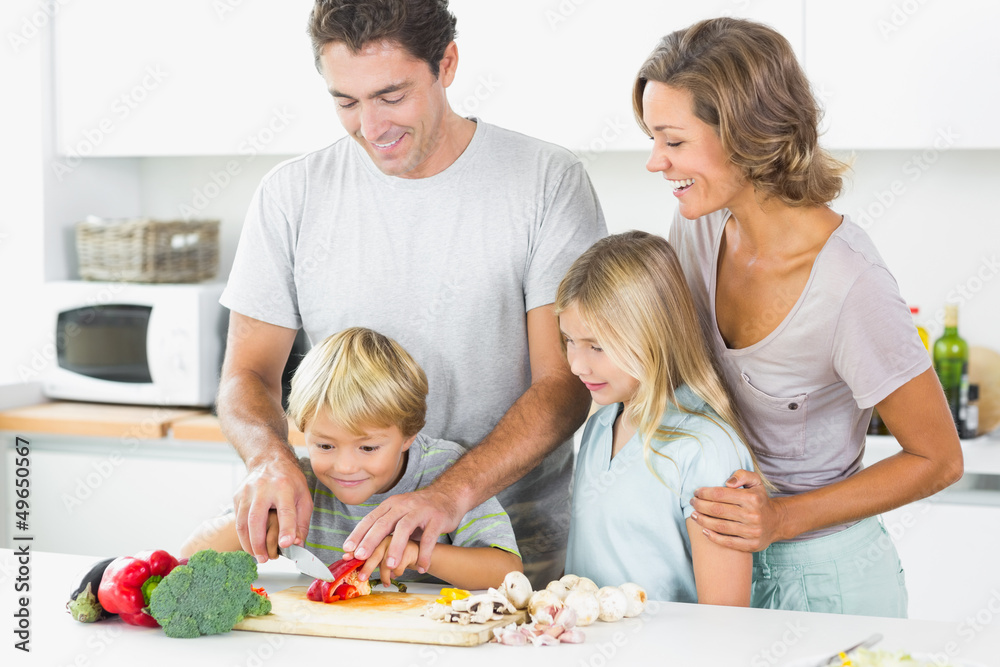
[306,558,366,603]
[97,549,178,627]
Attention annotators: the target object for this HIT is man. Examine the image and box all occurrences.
[219,0,606,586]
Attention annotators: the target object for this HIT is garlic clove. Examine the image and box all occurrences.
[559,628,586,644]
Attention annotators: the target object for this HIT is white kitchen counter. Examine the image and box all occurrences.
[3,550,998,667]
[866,433,1000,478]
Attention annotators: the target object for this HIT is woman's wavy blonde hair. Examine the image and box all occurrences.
[286,327,428,437]
[555,232,768,490]
[633,17,848,207]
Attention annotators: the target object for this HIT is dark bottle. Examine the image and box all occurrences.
[963,384,979,439]
[867,407,890,436]
[933,304,969,434]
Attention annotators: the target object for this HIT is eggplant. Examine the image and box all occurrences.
[66,557,116,623]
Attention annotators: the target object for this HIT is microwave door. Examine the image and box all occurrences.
[56,305,153,383]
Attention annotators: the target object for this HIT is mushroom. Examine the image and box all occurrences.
[618,583,647,618]
[596,586,627,622]
[562,589,600,626]
[465,590,517,623]
[545,579,570,601]
[571,577,599,593]
[427,589,516,625]
[558,573,580,589]
[498,571,533,609]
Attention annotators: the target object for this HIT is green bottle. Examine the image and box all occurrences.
[933,304,969,435]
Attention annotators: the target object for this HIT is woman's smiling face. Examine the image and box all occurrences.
[642,82,752,219]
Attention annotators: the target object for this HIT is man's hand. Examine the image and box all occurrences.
[233,457,313,563]
[689,469,788,553]
[342,485,463,575]
[356,536,420,589]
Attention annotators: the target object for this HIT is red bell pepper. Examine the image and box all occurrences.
[306,558,367,603]
[97,549,178,627]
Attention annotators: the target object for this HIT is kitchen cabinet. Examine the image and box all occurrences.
[804,0,1000,149]
[54,0,802,156]
[446,0,803,152]
[54,0,338,156]
[3,434,244,556]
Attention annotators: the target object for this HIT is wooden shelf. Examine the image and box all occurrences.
[0,401,208,439]
[170,413,306,446]
[0,401,307,446]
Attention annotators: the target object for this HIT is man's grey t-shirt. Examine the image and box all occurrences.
[670,209,930,539]
[299,433,519,582]
[221,119,606,583]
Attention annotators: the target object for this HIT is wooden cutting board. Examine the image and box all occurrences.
[233,586,525,646]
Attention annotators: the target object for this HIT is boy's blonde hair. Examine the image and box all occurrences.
[286,327,428,437]
[554,231,768,489]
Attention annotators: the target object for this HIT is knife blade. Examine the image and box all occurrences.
[279,544,335,582]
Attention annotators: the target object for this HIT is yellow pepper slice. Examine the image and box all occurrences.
[436,587,471,604]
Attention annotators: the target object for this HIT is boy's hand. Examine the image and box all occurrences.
[265,509,281,560]
[357,536,420,589]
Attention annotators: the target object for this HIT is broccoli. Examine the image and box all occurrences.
[147,549,272,638]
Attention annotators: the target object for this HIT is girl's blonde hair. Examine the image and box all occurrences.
[286,327,428,437]
[633,17,849,207]
[554,231,767,487]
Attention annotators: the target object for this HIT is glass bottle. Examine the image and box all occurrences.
[963,384,979,439]
[933,304,969,434]
[867,407,890,436]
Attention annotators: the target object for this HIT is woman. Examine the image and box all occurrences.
[633,17,962,616]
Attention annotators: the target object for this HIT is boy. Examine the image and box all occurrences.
[182,327,522,590]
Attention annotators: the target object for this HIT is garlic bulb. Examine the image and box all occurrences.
[527,589,564,624]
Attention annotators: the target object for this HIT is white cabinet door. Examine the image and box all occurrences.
[883,499,1000,623]
[448,0,804,152]
[804,0,1000,149]
[55,1,802,156]
[54,0,341,156]
[5,440,242,557]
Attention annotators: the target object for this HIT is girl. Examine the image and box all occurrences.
[634,17,962,616]
[558,230,765,605]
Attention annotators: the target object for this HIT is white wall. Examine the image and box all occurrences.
[1,1,49,390]
[3,146,998,389]
[127,147,1000,355]
[2,2,998,386]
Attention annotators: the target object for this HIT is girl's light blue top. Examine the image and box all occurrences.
[565,384,756,602]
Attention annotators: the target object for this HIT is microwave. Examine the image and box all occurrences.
[43,281,228,407]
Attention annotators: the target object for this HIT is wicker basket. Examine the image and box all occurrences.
[76,218,220,283]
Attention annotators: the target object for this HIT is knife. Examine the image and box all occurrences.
[814,633,883,666]
[278,544,335,582]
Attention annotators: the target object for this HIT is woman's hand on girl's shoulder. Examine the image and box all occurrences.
[690,470,789,552]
